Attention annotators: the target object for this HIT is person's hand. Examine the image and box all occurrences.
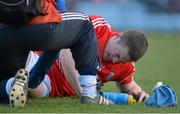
[128,86,149,102]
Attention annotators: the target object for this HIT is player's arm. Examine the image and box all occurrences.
[59,49,82,97]
[116,80,149,102]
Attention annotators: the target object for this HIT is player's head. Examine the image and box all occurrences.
[103,29,148,63]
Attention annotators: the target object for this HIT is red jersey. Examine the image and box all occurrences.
[34,51,76,97]
[34,15,135,97]
[48,60,76,97]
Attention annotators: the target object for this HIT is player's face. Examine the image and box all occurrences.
[103,35,131,64]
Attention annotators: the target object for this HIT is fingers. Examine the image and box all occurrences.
[138,91,149,102]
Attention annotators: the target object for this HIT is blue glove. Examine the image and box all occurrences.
[146,83,177,107]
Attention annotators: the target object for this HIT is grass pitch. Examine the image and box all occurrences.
[0,33,179,113]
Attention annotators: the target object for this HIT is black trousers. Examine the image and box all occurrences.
[0,11,99,81]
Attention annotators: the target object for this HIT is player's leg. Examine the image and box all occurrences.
[28,0,68,89]
[28,75,51,98]
[25,51,51,98]
[0,51,29,107]
[26,12,96,91]
[58,12,112,104]
[7,51,39,106]
[28,51,59,89]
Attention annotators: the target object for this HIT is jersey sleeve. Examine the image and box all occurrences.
[116,62,135,85]
[89,15,119,37]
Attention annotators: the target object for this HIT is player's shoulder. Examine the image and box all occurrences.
[89,15,106,26]
[89,15,104,21]
[89,15,111,30]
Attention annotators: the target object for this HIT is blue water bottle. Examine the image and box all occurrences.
[103,92,136,105]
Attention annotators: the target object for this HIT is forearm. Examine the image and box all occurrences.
[116,80,149,102]
[116,81,139,93]
[60,49,82,97]
[62,64,82,97]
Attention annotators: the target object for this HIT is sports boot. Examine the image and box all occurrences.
[9,69,29,107]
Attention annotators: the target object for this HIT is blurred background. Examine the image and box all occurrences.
[65,0,180,32]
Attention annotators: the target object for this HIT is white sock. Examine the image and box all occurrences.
[6,77,15,95]
[79,75,97,97]
[41,74,51,97]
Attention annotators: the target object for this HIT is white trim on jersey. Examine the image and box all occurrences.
[92,20,107,26]
[61,12,89,21]
[91,17,112,30]
[94,23,111,30]
[62,17,88,21]
[61,12,87,16]
[91,17,104,23]
[118,72,135,85]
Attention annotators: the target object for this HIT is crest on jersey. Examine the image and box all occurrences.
[106,72,115,80]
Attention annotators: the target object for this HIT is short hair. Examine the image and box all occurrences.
[119,29,148,62]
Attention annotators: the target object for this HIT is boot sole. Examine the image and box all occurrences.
[9,69,29,107]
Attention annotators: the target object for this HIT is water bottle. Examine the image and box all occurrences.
[103,92,136,105]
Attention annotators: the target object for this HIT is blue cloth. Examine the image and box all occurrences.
[146,85,177,107]
[57,0,67,11]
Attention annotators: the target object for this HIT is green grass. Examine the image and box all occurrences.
[0,33,180,113]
